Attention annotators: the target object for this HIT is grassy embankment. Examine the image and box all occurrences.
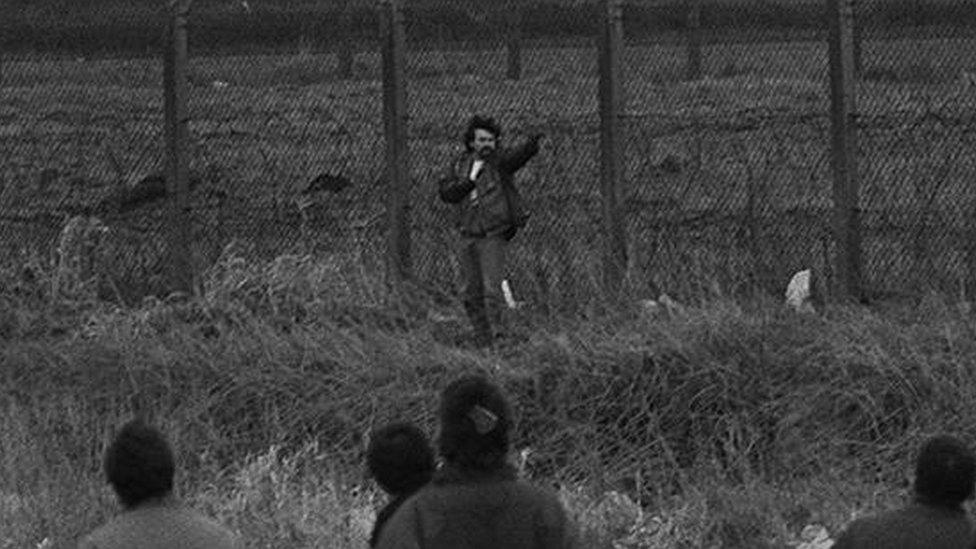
[4,242,976,548]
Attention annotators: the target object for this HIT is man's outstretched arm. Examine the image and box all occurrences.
[499,133,542,174]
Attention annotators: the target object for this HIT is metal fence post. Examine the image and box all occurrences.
[968,199,976,301]
[598,0,628,296]
[338,0,355,79]
[379,0,412,282]
[164,0,194,295]
[827,0,863,302]
[686,0,703,81]
[851,0,863,77]
[506,1,522,80]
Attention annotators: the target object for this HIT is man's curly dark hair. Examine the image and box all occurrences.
[367,422,435,495]
[463,115,503,152]
[437,375,513,472]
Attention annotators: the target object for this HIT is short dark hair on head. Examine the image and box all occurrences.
[463,115,502,151]
[367,422,435,495]
[437,375,512,472]
[104,420,175,508]
[914,434,976,506]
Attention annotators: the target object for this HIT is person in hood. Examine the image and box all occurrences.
[375,374,579,549]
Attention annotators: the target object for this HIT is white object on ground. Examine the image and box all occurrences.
[797,524,834,549]
[657,292,683,315]
[638,292,684,317]
[517,447,532,478]
[639,299,660,315]
[501,279,521,309]
[785,269,815,313]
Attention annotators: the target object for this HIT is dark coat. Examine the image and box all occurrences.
[832,500,975,549]
[374,464,580,549]
[438,138,539,239]
[370,493,412,548]
[77,500,242,549]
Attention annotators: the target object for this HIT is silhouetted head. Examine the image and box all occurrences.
[437,375,512,473]
[367,422,435,496]
[463,115,502,159]
[914,434,976,507]
[104,420,175,509]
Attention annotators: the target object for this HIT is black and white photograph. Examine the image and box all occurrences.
[2,0,976,547]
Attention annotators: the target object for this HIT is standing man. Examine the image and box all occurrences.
[438,115,542,347]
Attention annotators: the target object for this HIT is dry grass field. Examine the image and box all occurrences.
[5,254,976,548]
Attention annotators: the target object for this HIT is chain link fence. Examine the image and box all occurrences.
[853,0,976,299]
[621,2,826,300]
[1,0,974,306]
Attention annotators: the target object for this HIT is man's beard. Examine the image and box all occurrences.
[476,146,495,159]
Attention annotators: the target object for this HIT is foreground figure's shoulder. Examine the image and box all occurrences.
[833,503,976,549]
[185,509,242,548]
[512,480,581,549]
[78,506,241,549]
[375,493,424,549]
[512,479,562,503]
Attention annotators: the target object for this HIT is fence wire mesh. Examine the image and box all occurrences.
[620,1,834,299]
[853,0,976,299]
[0,0,974,306]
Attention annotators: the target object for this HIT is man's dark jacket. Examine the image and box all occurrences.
[374,463,580,549]
[370,494,411,548]
[438,138,539,239]
[832,499,975,549]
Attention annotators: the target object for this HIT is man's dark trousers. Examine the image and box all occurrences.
[459,234,507,346]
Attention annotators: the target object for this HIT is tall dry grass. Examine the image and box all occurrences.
[4,245,976,547]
